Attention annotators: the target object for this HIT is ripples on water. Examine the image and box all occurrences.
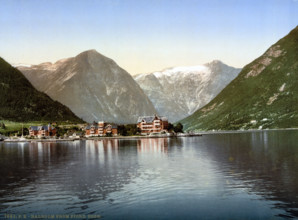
[0,130,298,219]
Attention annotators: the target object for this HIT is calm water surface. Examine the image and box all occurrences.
[0,130,298,219]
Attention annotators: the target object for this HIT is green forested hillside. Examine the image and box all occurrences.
[181,26,298,131]
[0,57,83,123]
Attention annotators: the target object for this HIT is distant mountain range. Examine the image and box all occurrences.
[0,57,82,123]
[18,50,157,124]
[180,26,298,131]
[134,61,241,122]
[9,26,298,130]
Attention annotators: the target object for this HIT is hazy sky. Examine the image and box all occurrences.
[0,0,297,75]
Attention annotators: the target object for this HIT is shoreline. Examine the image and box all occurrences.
[1,128,297,143]
[1,133,202,143]
[198,127,298,135]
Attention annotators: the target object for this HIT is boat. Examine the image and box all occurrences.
[19,136,27,141]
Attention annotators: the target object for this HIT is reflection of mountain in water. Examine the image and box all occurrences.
[1,133,297,218]
[0,140,139,214]
[194,130,298,218]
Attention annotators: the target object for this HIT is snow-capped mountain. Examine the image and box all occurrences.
[18,50,157,123]
[134,61,241,122]
[12,63,32,68]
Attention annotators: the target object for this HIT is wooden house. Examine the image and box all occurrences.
[137,115,168,134]
[85,121,118,137]
[29,124,57,137]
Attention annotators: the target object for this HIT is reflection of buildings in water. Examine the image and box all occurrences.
[85,139,119,162]
[137,138,168,154]
[0,140,139,213]
[28,142,72,165]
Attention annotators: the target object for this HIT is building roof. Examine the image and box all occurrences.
[29,124,55,131]
[86,123,118,130]
[105,124,118,129]
[137,115,168,123]
[137,116,156,123]
[85,123,98,130]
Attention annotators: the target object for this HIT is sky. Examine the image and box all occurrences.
[0,0,297,75]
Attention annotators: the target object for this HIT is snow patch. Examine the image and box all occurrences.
[13,63,32,68]
[260,57,272,66]
[153,65,210,79]
[279,83,286,92]
[250,120,257,125]
[171,65,208,73]
[267,93,279,105]
[245,65,266,78]
[201,103,217,113]
[266,45,283,58]
[245,56,274,78]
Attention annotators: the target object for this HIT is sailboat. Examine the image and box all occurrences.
[19,124,27,141]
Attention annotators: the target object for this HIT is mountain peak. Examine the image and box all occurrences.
[75,49,113,65]
[82,49,99,54]
[17,50,157,123]
[205,60,224,66]
[210,60,223,64]
[76,49,101,58]
[134,62,241,122]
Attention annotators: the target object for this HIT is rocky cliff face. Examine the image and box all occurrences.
[180,26,298,131]
[18,50,157,123]
[134,61,241,122]
[0,57,82,123]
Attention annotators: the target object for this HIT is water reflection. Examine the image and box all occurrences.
[137,138,168,154]
[196,130,298,218]
[0,131,298,219]
[0,140,139,215]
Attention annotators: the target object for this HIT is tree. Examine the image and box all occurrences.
[168,123,174,132]
[117,125,127,136]
[117,124,138,136]
[174,123,184,133]
[0,122,5,129]
[56,127,68,137]
[106,132,113,137]
[23,128,29,135]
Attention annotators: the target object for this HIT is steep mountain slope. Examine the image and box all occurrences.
[0,57,82,123]
[18,50,157,123]
[181,26,298,131]
[134,61,241,122]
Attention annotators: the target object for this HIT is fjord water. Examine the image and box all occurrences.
[0,130,298,219]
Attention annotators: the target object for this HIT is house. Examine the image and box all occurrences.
[85,121,118,137]
[69,132,83,139]
[137,115,168,135]
[29,124,56,137]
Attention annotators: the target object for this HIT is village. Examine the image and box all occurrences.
[0,115,189,141]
